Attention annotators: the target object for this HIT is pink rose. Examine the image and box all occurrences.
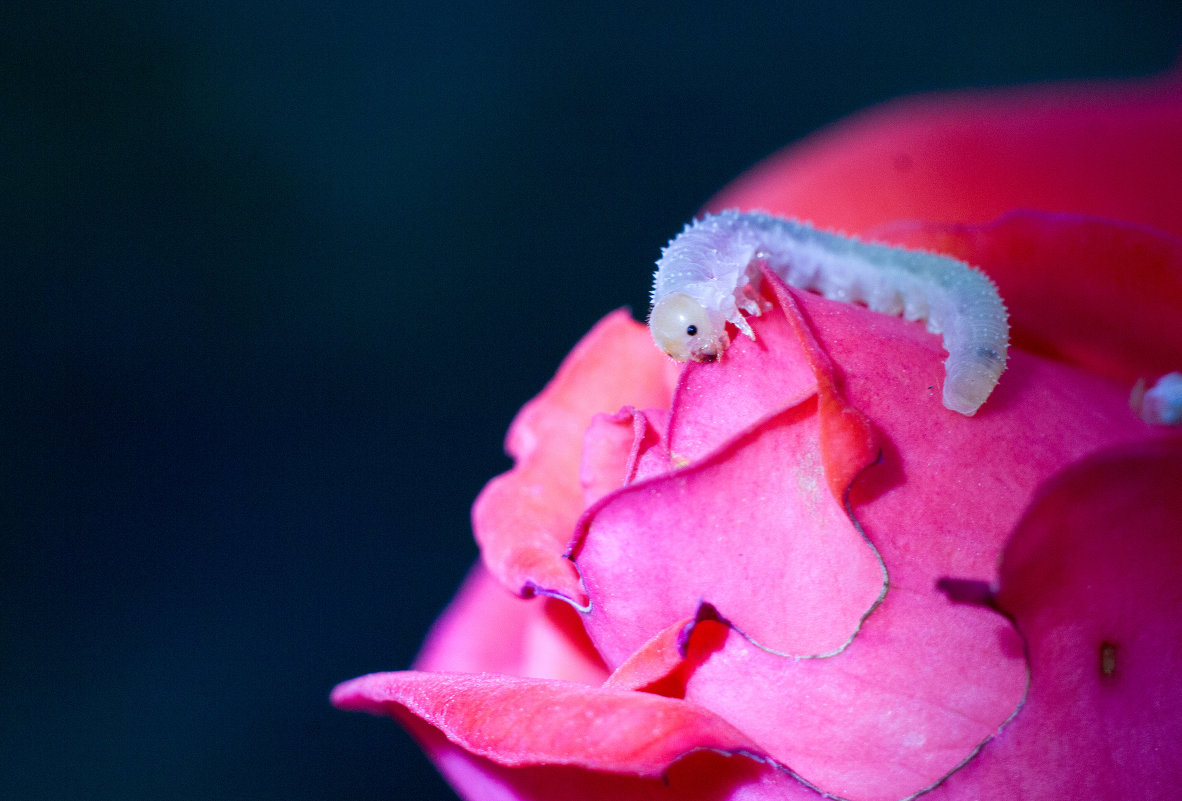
[333,72,1182,800]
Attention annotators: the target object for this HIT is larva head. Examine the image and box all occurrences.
[649,292,729,362]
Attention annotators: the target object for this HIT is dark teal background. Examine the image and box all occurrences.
[2,2,1179,799]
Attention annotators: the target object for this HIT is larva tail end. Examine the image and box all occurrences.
[942,364,1003,416]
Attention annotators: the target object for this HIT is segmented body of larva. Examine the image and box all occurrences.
[648,210,1010,416]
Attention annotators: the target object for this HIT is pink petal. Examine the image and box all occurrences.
[708,73,1182,238]
[868,211,1182,388]
[766,269,879,501]
[472,310,677,606]
[403,713,823,801]
[663,285,817,464]
[415,562,608,686]
[580,407,672,508]
[330,671,759,775]
[682,596,1024,801]
[576,271,1175,799]
[572,285,887,668]
[683,285,1178,799]
[387,568,824,799]
[932,439,1182,799]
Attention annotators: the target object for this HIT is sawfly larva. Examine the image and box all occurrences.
[649,210,1009,416]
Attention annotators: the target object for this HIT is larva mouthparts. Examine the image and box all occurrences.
[648,210,1010,416]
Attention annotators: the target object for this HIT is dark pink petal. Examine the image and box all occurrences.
[682,285,1179,799]
[664,288,817,465]
[472,310,678,606]
[682,597,1025,801]
[709,73,1182,238]
[868,211,1182,387]
[572,289,887,668]
[932,439,1182,799]
[330,671,760,774]
[414,562,608,685]
[402,713,824,801]
[577,271,1175,798]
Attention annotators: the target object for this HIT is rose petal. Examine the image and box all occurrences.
[389,588,825,800]
[933,438,1182,799]
[473,310,677,606]
[580,406,675,508]
[391,570,826,798]
[579,409,642,507]
[708,74,1182,238]
[330,671,760,775]
[402,713,822,801]
[601,616,698,694]
[414,562,608,686]
[573,292,886,667]
[765,269,879,501]
[683,600,1025,801]
[580,275,1174,799]
[603,610,731,698]
[868,211,1182,387]
[630,407,674,482]
[665,290,818,464]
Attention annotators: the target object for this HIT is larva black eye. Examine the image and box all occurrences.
[649,292,715,361]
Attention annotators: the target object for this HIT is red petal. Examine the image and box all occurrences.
[708,74,1182,238]
[601,616,697,694]
[604,612,731,699]
[402,714,823,801]
[330,671,759,775]
[869,211,1182,387]
[682,599,1025,801]
[472,310,677,606]
[933,439,1182,799]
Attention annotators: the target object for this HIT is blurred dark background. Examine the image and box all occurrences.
[1,2,1178,799]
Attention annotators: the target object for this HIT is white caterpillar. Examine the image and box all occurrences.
[648,210,1009,416]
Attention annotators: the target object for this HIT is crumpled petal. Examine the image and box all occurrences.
[867,210,1182,388]
[472,310,678,606]
[708,73,1182,238]
[572,285,886,667]
[931,438,1182,799]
